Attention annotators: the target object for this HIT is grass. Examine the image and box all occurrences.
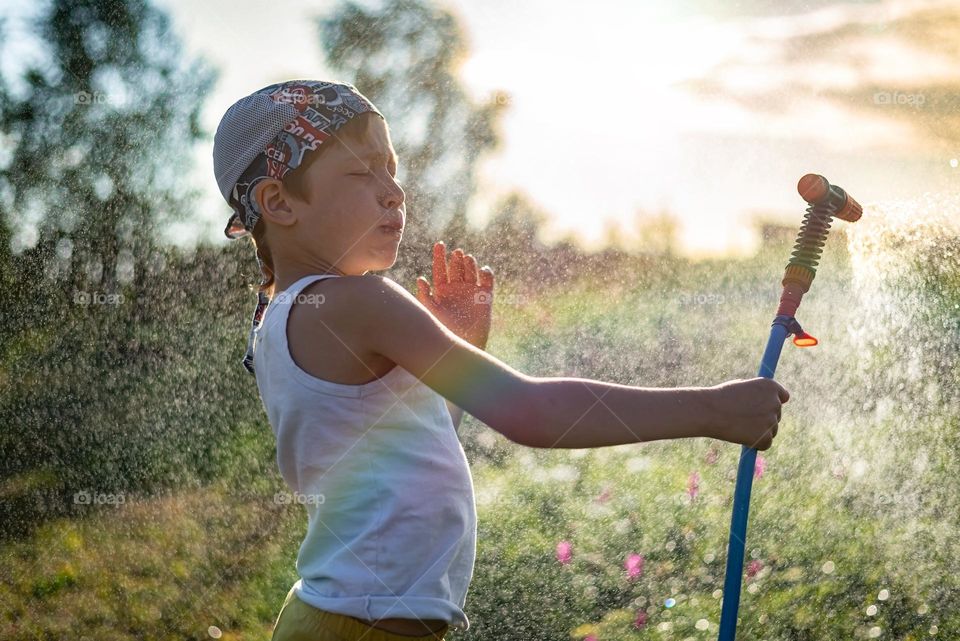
[3,240,959,639]
[0,479,302,640]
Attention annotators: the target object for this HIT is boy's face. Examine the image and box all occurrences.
[259,116,405,275]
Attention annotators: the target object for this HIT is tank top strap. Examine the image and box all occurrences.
[279,274,342,303]
[263,274,341,329]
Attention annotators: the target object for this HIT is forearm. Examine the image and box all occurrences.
[522,377,715,448]
[446,335,484,433]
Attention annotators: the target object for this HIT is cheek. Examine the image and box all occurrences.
[316,184,382,238]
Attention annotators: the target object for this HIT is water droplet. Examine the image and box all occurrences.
[665,597,676,608]
[695,619,710,630]
[867,604,878,616]
[208,626,222,639]
[878,589,889,601]
[950,158,958,168]
[868,625,882,638]
[821,560,836,574]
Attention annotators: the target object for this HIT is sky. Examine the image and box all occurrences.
[6,0,960,256]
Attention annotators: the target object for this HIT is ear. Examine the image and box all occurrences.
[255,179,297,227]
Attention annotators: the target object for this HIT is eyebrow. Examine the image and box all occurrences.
[360,150,398,165]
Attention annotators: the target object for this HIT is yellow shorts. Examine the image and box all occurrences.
[270,586,451,641]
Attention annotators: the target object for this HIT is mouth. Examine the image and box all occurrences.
[379,224,403,237]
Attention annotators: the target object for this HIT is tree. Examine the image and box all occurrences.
[634,209,679,257]
[0,0,218,535]
[2,0,213,298]
[482,191,549,282]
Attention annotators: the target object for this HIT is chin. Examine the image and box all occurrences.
[367,250,398,272]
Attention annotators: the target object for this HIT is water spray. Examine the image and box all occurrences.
[717,174,863,641]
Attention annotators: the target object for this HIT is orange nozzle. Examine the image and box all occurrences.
[797,174,862,222]
[792,331,818,347]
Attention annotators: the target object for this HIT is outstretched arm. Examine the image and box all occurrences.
[336,274,788,450]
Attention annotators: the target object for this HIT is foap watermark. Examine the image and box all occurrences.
[677,290,778,307]
[74,91,118,106]
[873,91,925,107]
[74,290,123,306]
[678,292,726,306]
[273,291,326,308]
[474,291,528,306]
[74,489,126,506]
[275,89,329,107]
[275,491,325,506]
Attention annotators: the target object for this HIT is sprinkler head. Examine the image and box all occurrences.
[776,174,864,318]
[797,174,862,222]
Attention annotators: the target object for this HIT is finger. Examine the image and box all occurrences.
[450,248,466,282]
[776,382,790,403]
[416,276,433,305]
[464,254,479,285]
[479,265,494,289]
[433,241,449,284]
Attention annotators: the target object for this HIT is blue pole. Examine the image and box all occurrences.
[717,317,791,641]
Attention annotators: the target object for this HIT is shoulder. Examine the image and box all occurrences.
[298,273,410,307]
[295,274,417,330]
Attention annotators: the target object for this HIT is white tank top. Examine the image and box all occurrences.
[252,274,477,631]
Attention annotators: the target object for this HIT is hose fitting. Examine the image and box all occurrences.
[776,174,862,316]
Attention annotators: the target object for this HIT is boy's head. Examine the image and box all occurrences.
[251,109,405,278]
[213,79,404,271]
[213,79,404,374]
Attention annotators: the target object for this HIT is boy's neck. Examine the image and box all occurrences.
[273,258,355,295]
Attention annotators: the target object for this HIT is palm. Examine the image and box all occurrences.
[416,241,494,349]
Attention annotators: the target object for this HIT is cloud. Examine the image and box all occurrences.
[678,0,960,150]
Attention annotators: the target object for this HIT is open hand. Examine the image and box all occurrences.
[416,241,494,349]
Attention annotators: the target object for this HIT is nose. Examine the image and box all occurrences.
[380,176,404,210]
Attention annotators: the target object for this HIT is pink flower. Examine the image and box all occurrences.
[556,540,573,565]
[687,471,700,501]
[596,487,612,504]
[705,446,720,465]
[746,559,763,579]
[754,455,766,480]
[633,610,648,629]
[584,636,598,641]
[625,553,644,580]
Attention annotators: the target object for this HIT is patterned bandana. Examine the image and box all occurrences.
[213,80,383,375]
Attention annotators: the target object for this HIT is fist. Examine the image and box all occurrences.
[706,377,790,451]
